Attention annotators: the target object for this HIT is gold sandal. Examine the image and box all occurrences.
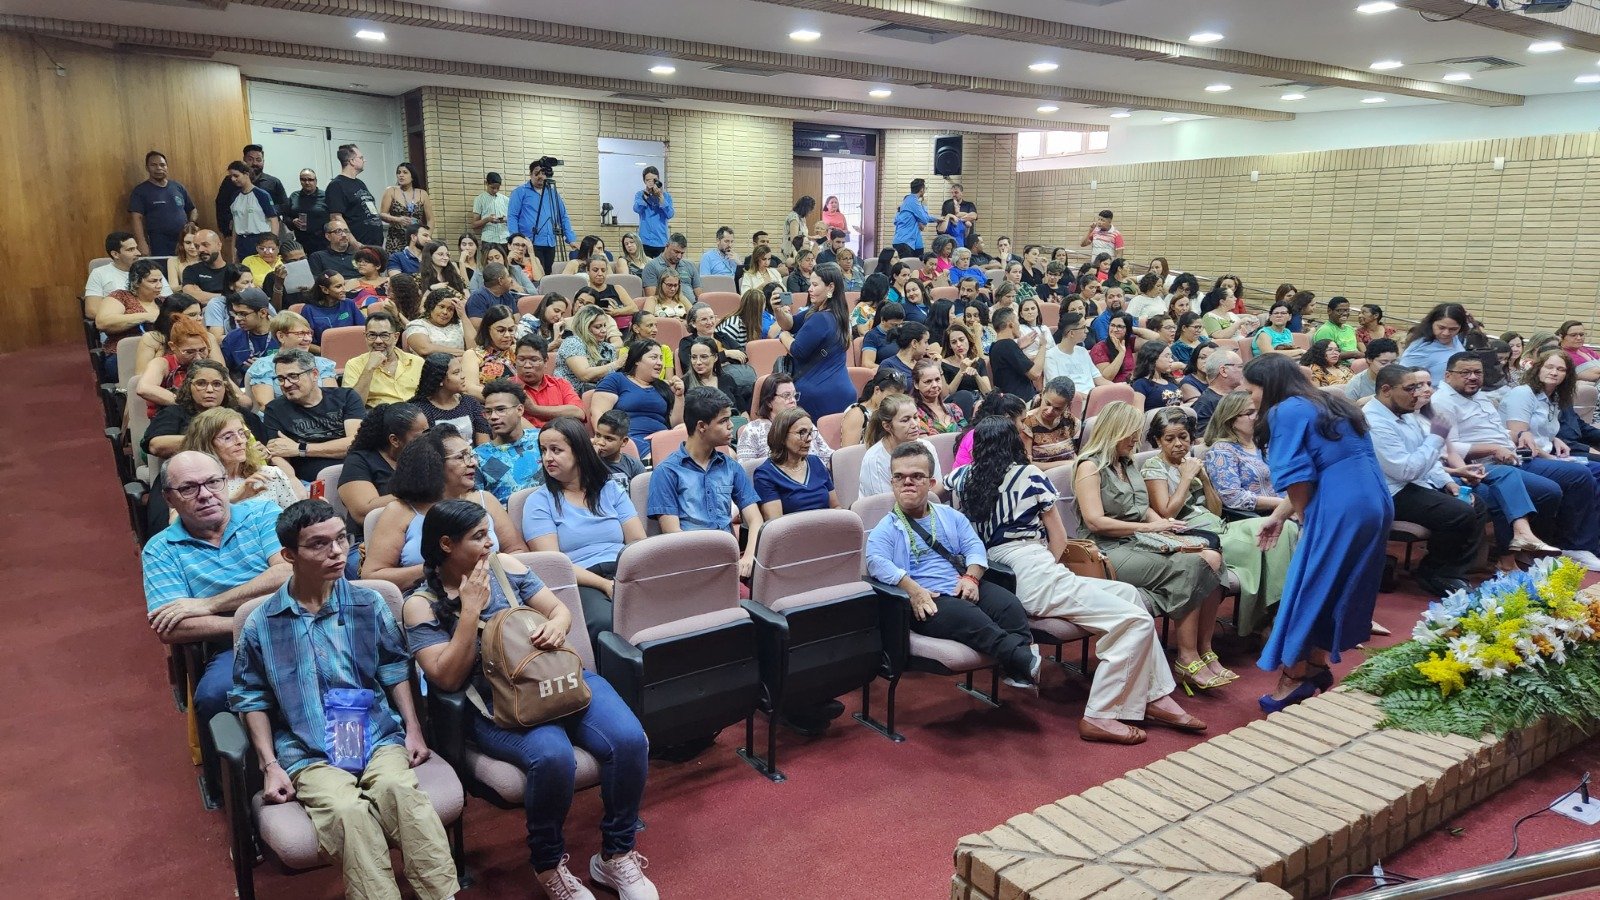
[1201,650,1240,684]
[1173,658,1230,695]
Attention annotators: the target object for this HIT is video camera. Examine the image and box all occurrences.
[532,155,564,179]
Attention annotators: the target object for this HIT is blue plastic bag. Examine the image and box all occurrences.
[323,688,376,773]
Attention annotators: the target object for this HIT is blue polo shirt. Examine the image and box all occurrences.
[947,265,988,287]
[646,445,758,532]
[385,247,420,275]
[141,499,281,613]
[892,194,933,250]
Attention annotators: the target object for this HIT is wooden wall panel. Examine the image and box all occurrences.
[0,35,248,353]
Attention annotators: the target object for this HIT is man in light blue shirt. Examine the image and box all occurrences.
[641,234,700,302]
[891,178,934,257]
[507,161,576,276]
[698,226,740,278]
[632,165,674,255]
[647,387,763,575]
[864,442,1038,688]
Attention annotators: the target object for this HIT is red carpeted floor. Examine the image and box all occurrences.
[2,342,1595,900]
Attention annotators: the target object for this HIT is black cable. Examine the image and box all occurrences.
[1326,870,1418,897]
[1506,784,1584,859]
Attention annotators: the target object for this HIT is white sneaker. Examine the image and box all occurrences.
[1564,549,1600,571]
[1029,644,1043,681]
[537,856,596,900]
[590,850,659,900]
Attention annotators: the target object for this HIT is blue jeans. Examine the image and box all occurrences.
[1477,465,1546,549]
[195,649,235,721]
[469,673,648,871]
[1520,458,1600,552]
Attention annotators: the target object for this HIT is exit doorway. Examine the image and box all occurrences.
[793,126,878,260]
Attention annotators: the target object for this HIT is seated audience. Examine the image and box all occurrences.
[1169,313,1207,365]
[1356,303,1396,346]
[1178,341,1218,402]
[940,322,991,415]
[467,246,535,295]
[860,300,904,366]
[1252,302,1300,358]
[87,231,168,320]
[462,305,517,398]
[1191,348,1244,434]
[859,394,941,497]
[338,402,428,540]
[510,335,584,428]
[380,272,421,324]
[836,247,865,293]
[647,387,765,576]
[989,307,1044,402]
[1090,313,1135,383]
[1312,297,1361,361]
[591,340,685,459]
[576,255,637,330]
[343,312,426,409]
[232,499,458,900]
[556,306,623,394]
[417,241,469,296]
[518,294,570,347]
[1074,402,1227,693]
[737,373,834,463]
[1343,338,1399,404]
[1202,391,1289,516]
[246,310,338,407]
[954,391,1027,469]
[403,287,476,357]
[876,321,930,384]
[911,358,965,435]
[645,271,693,323]
[741,245,784,295]
[592,409,647,490]
[640,233,700,302]
[308,220,359,279]
[218,289,278,381]
[350,246,389,308]
[262,349,365,482]
[754,407,838,520]
[1045,313,1107,398]
[865,443,1039,690]
[136,313,213,418]
[953,418,1200,743]
[180,407,304,511]
[411,353,490,444]
[1302,339,1352,387]
[1501,349,1600,481]
[465,262,521,327]
[785,249,817,294]
[1130,340,1184,409]
[474,379,542,503]
[1398,302,1467,384]
[1557,321,1600,382]
[95,256,164,362]
[404,498,653,900]
[1019,377,1078,471]
[303,270,365,348]
[144,359,260,459]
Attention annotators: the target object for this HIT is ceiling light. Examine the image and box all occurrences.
[1280,92,1307,101]
[1370,59,1403,70]
[1109,110,1132,118]
[869,88,892,98]
[1356,1,1397,13]
[1162,116,1183,122]
[825,133,841,139]
[355,29,385,41]
[1188,32,1224,44]
[1361,96,1387,103]
[649,64,676,75]
[808,147,822,152]
[1576,74,1600,84]
[1035,104,1059,113]
[1204,83,1231,92]
[1529,41,1564,53]
[1442,72,1473,82]
[789,29,821,41]
[1028,61,1059,73]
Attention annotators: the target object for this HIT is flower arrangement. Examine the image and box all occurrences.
[1345,557,1600,737]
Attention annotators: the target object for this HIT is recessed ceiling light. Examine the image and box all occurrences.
[1356,1,1397,13]
[1036,104,1059,113]
[1529,41,1564,53]
[1370,59,1403,70]
[1162,116,1183,123]
[868,88,892,98]
[1028,61,1059,73]
[825,133,841,139]
[789,29,821,42]
[649,64,676,75]
[1442,72,1473,82]
[349,83,368,89]
[1188,32,1225,44]
[1361,96,1387,103]
[355,29,385,41]
[1204,83,1232,92]
[1280,92,1307,101]
[1576,74,1600,84]
[1109,110,1132,118]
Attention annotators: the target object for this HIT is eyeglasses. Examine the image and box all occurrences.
[298,532,353,555]
[774,390,800,401]
[274,369,314,384]
[366,331,394,341]
[483,404,521,416]
[1448,369,1484,379]
[1400,383,1432,394]
[166,475,227,501]
[326,228,351,235]
[792,428,815,439]
[283,329,313,339]
[890,472,931,485]
[445,448,477,464]
[215,428,250,444]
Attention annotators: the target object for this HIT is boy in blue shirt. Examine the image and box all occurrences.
[647,386,764,577]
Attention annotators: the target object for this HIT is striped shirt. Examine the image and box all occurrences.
[141,499,282,613]
[228,579,410,776]
[946,463,1058,547]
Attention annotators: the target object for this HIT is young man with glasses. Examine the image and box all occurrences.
[474,379,543,503]
[342,312,424,409]
[864,442,1040,691]
[1043,312,1108,399]
[230,499,458,900]
[263,349,366,482]
[141,451,291,738]
[220,288,279,382]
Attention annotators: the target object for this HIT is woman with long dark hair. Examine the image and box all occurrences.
[417,240,468,295]
[1301,338,1351,387]
[403,497,655,899]
[837,368,908,449]
[303,270,365,348]
[781,262,856,419]
[953,418,1203,744]
[876,321,930,383]
[143,358,260,458]
[1242,353,1392,713]
[952,390,1026,468]
[590,339,685,459]
[1130,340,1183,408]
[1398,302,1468,384]
[1091,313,1135,383]
[683,336,744,414]
[410,352,490,443]
[338,401,428,536]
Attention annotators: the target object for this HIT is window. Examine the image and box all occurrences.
[1017,130,1108,160]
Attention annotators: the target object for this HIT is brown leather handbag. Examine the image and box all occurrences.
[1059,540,1115,580]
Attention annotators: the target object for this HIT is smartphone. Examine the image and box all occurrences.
[1516,447,1534,460]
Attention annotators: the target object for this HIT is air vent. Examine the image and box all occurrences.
[1430,56,1522,72]
[708,64,777,77]
[1264,82,1328,92]
[863,23,959,45]
[607,92,665,104]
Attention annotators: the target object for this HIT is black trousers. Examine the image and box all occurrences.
[893,242,921,259]
[578,560,620,650]
[642,244,665,258]
[912,580,1034,680]
[1392,483,1486,579]
[533,244,557,276]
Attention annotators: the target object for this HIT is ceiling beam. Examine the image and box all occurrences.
[1395,0,1600,54]
[227,0,1286,121]
[0,14,1099,132]
[755,0,1526,107]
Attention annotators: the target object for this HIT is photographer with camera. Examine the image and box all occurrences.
[632,165,674,258]
[508,156,577,276]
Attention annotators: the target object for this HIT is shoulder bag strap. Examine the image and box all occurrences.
[901,510,967,575]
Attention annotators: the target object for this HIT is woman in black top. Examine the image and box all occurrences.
[337,401,428,537]
[683,337,746,415]
[411,353,491,444]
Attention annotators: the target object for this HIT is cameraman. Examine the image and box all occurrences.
[632,165,674,257]
[507,157,577,275]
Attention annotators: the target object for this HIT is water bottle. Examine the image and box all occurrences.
[1456,481,1474,505]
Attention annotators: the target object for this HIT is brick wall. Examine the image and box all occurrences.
[419,88,792,258]
[1012,132,1600,334]
[879,130,1018,256]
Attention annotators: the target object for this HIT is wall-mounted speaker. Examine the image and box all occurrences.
[933,135,963,176]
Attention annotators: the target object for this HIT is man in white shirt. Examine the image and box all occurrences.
[1430,352,1600,569]
[470,172,509,245]
[1364,365,1484,595]
[1043,312,1107,399]
[86,231,170,319]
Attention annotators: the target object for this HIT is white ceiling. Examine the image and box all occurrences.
[10,0,1600,130]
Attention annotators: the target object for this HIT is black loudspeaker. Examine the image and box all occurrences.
[933,135,963,176]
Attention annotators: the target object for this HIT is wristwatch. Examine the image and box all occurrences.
[298,441,307,457]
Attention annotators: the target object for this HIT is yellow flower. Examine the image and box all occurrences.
[1540,559,1586,606]
[1478,639,1523,671]
[1417,652,1472,696]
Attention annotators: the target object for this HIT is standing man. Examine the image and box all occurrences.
[891,178,934,258]
[216,144,289,258]
[940,183,978,249]
[263,349,366,482]
[507,159,577,275]
[287,169,329,254]
[129,150,197,257]
[699,226,740,279]
[470,172,509,246]
[222,161,281,261]
[641,234,701,302]
[324,144,385,249]
[474,378,543,503]
[1080,209,1125,260]
[632,165,674,257]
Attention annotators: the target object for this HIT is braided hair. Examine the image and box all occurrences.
[418,497,492,632]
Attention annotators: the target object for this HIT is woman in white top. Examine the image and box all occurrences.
[404,287,476,357]
[858,394,940,496]
[1502,349,1586,461]
[1016,296,1053,360]
[180,407,304,509]
[741,244,785,295]
[736,373,833,463]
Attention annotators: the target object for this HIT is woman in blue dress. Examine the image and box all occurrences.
[1243,354,1393,714]
[782,262,857,419]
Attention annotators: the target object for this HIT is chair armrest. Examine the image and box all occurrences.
[597,632,645,710]
[866,581,912,675]
[210,711,248,765]
[866,577,909,599]
[740,600,790,709]
[209,712,259,869]
[424,688,470,768]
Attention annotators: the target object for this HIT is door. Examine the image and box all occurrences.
[251,122,330,184]
[793,156,823,237]
[330,128,397,199]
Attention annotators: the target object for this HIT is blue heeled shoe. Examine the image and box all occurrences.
[1258,677,1319,715]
